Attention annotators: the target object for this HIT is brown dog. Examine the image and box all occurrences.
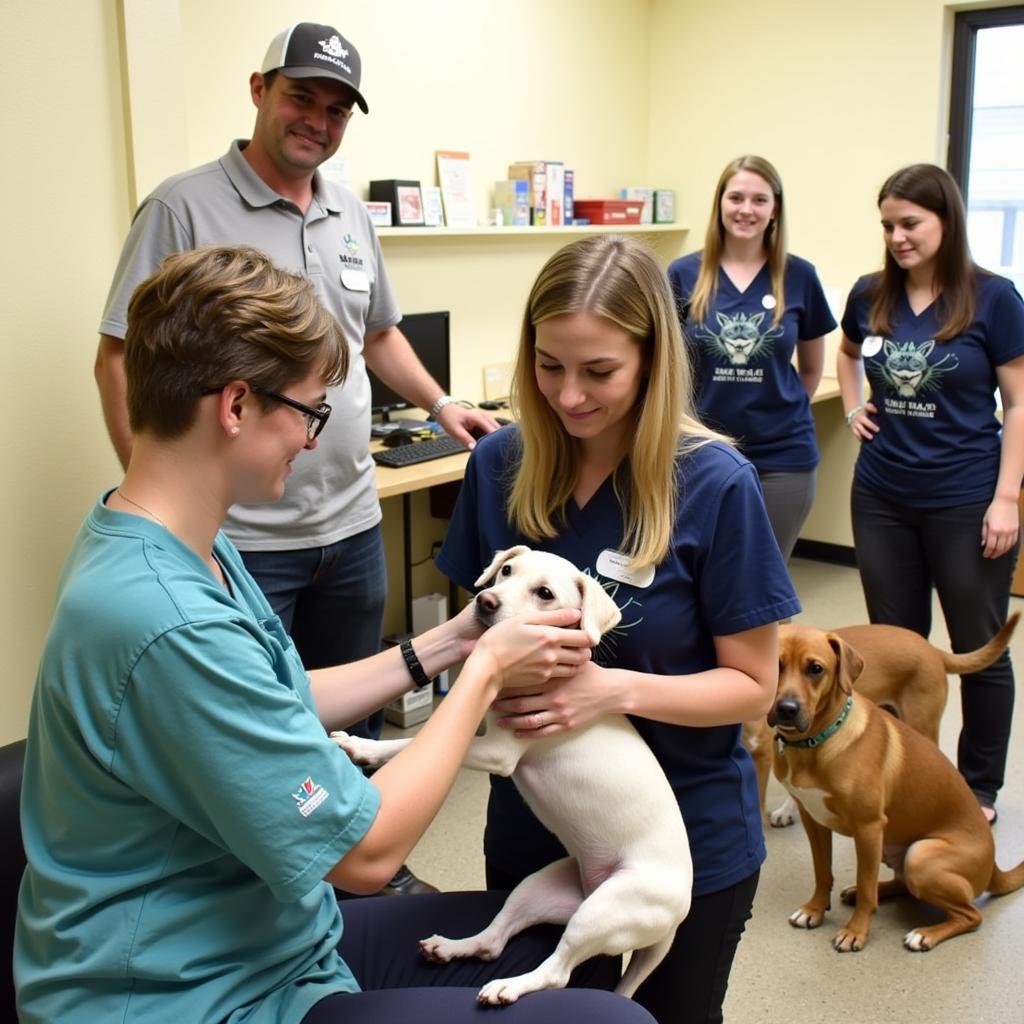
[744,615,1020,825]
[770,623,1024,951]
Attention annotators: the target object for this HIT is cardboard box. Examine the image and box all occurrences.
[572,199,644,225]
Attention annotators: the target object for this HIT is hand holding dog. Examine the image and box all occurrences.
[493,660,620,737]
[468,609,593,694]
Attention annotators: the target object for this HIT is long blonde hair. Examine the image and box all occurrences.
[508,235,729,568]
[688,155,788,327]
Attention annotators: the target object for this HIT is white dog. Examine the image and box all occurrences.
[332,545,692,1005]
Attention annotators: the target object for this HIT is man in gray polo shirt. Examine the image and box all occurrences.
[94,21,498,897]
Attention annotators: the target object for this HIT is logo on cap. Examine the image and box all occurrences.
[320,35,349,59]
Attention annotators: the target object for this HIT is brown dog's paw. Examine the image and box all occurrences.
[903,929,934,952]
[832,925,868,952]
[839,884,858,906]
[788,905,826,929]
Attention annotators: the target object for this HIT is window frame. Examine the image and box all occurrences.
[948,5,1024,193]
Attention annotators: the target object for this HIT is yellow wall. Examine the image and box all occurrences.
[1,0,976,741]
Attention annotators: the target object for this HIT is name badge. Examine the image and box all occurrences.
[341,269,370,292]
[596,548,655,588]
[761,294,777,310]
[862,335,884,358]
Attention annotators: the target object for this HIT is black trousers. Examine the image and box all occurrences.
[851,481,1019,804]
[486,864,759,1024]
[301,892,653,1023]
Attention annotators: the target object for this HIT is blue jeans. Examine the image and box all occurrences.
[851,481,1018,804]
[240,526,388,740]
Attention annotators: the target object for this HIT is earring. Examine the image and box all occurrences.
[230,427,240,436]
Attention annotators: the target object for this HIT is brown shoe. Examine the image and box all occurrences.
[380,864,439,896]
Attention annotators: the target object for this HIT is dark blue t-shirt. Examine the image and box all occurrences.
[668,252,837,472]
[841,272,1024,507]
[436,427,801,896]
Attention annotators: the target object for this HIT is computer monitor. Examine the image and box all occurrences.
[369,311,451,422]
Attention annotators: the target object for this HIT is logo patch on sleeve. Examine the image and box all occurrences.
[292,776,329,817]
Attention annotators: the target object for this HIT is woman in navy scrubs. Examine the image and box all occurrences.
[669,155,836,563]
[438,235,800,1023]
[837,163,1024,824]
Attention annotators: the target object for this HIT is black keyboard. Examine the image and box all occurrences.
[373,433,469,468]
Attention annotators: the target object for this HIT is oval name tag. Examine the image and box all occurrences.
[596,548,655,588]
[341,269,370,292]
[761,294,777,310]
[862,335,884,358]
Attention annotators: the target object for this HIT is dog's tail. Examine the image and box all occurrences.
[939,612,1019,677]
[988,856,1024,897]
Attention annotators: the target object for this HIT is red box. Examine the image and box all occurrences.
[572,199,644,225]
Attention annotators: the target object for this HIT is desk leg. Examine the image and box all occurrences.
[403,492,413,634]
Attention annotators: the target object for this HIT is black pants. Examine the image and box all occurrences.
[487,864,759,1024]
[301,892,652,1023]
[851,481,1018,804]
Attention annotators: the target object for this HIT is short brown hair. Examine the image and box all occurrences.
[124,245,347,437]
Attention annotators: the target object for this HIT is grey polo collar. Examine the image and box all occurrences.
[220,139,341,215]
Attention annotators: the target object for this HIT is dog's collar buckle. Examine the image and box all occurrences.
[777,695,854,750]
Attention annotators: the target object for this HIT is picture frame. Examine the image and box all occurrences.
[369,179,425,227]
[422,186,445,227]
[363,201,392,228]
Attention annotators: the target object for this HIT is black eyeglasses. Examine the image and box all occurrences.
[202,387,332,441]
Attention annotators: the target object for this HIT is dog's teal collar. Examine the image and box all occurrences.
[776,696,854,750]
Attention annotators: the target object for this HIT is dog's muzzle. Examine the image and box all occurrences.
[767,696,810,733]
[474,590,499,629]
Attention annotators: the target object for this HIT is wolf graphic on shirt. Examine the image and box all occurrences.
[695,311,783,366]
[869,339,959,398]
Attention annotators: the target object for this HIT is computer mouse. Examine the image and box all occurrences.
[495,417,512,426]
[382,430,416,447]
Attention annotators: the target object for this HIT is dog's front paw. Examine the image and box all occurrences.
[832,924,868,952]
[329,731,385,768]
[420,934,497,963]
[788,904,826,929]
[768,796,799,828]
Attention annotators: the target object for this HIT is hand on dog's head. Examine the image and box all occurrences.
[473,546,621,646]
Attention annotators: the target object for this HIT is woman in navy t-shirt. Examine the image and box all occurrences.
[438,235,800,1024]
[668,155,836,563]
[837,163,1024,823]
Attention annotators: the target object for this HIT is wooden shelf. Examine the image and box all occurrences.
[376,223,688,239]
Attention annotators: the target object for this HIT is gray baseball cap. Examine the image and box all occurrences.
[261,22,369,113]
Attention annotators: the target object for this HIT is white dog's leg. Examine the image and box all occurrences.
[420,857,584,965]
[476,869,688,1005]
[330,732,411,769]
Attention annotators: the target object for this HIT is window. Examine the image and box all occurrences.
[949,6,1024,294]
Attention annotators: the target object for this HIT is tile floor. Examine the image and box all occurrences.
[387,558,1024,1024]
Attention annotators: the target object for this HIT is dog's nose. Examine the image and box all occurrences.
[476,591,500,614]
[772,698,802,725]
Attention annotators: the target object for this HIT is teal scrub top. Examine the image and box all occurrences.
[15,496,380,1023]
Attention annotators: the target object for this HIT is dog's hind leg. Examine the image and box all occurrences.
[420,857,584,965]
[615,931,676,998]
[476,869,689,1005]
[901,839,984,950]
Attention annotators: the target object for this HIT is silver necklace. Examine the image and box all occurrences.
[116,488,169,530]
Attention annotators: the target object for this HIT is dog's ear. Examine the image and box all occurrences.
[474,545,531,589]
[576,574,621,645]
[827,634,864,695]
